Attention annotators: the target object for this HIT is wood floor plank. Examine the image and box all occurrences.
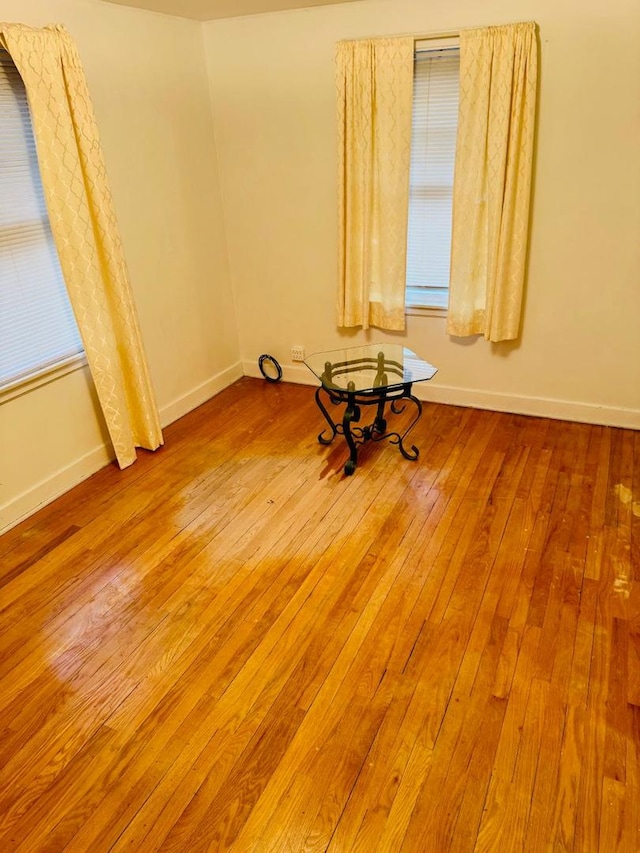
[64,443,409,850]
[0,379,637,851]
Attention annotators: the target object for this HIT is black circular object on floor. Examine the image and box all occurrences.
[258,354,283,383]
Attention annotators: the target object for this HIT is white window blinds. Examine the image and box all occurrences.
[406,45,460,309]
[0,49,83,389]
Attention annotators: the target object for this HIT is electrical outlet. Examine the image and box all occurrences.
[291,345,305,362]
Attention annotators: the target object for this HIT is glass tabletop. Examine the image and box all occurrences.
[304,344,437,393]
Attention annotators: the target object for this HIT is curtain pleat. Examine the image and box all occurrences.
[336,37,414,331]
[0,24,163,467]
[447,22,538,342]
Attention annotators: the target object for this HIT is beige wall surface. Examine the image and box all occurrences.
[1,0,240,531]
[202,0,640,424]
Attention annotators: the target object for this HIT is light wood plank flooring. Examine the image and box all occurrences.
[1,378,638,851]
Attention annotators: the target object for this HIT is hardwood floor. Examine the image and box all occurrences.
[1,377,638,851]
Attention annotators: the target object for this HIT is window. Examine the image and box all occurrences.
[406,40,460,311]
[0,49,83,394]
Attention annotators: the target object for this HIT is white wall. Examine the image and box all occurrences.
[202,0,640,426]
[0,0,240,531]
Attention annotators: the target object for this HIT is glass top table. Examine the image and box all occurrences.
[304,344,437,475]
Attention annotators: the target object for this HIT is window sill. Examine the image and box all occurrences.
[406,305,448,319]
[0,353,87,404]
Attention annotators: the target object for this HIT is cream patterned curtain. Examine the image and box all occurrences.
[336,38,414,331]
[448,22,538,342]
[0,23,162,467]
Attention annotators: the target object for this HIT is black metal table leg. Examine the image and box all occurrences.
[373,395,387,435]
[389,385,422,460]
[315,386,338,445]
[311,379,425,474]
[342,390,360,475]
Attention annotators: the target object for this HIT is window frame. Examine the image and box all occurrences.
[0,353,87,403]
[0,48,85,402]
[405,36,460,317]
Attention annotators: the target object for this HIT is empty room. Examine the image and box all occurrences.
[0,0,638,849]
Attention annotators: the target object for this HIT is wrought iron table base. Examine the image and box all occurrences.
[314,382,422,475]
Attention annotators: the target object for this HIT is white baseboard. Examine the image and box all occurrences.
[159,361,244,427]
[419,384,640,430]
[0,443,113,535]
[242,361,640,430]
[243,360,314,386]
[1,362,245,536]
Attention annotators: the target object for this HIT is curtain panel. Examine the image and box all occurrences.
[447,21,538,342]
[336,37,414,331]
[0,23,163,468]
